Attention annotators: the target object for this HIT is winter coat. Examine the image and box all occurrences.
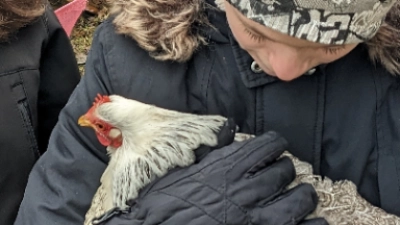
[0,6,81,225]
[14,0,400,224]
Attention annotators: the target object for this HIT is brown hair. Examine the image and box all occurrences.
[111,0,210,62]
[366,0,400,75]
[0,0,46,41]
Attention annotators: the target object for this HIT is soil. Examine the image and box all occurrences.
[50,0,108,74]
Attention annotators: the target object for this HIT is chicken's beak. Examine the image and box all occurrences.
[78,115,92,128]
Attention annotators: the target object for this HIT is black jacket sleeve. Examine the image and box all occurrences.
[37,8,81,153]
[15,22,113,225]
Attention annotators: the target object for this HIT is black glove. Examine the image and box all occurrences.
[94,131,327,225]
[194,118,237,163]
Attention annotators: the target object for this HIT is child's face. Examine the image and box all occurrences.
[224,1,358,81]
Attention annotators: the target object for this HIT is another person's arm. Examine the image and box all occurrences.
[15,19,112,225]
[37,8,81,153]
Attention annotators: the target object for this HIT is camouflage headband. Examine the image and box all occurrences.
[226,0,396,45]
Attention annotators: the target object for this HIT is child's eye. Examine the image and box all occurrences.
[324,46,345,55]
[244,27,266,43]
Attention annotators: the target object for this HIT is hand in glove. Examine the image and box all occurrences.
[193,118,237,163]
[93,131,327,225]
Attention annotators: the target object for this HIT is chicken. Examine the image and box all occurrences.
[78,94,251,225]
[80,94,400,225]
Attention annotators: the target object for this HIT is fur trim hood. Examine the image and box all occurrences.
[0,0,45,42]
[110,0,400,76]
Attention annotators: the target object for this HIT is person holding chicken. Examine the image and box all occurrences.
[0,0,80,225]
[15,0,400,224]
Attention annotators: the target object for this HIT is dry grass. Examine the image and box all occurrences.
[50,0,108,74]
[70,9,108,74]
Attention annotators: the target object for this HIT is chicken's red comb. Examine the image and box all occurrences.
[93,94,111,106]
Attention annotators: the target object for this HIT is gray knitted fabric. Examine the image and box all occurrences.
[226,0,396,44]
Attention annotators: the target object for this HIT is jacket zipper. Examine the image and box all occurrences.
[17,100,40,160]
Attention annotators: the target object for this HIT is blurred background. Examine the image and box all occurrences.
[50,0,109,74]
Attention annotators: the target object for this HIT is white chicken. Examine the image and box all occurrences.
[79,94,250,224]
[79,94,400,225]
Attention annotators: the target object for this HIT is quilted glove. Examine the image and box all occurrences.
[93,131,327,225]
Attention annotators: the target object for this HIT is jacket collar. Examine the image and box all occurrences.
[202,2,279,88]
[228,32,279,88]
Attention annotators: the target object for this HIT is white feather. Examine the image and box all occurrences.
[85,94,228,223]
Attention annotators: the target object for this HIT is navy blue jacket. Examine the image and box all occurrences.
[15,5,400,225]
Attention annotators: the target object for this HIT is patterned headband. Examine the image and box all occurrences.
[226,0,396,44]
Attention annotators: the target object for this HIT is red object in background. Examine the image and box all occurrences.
[54,0,87,37]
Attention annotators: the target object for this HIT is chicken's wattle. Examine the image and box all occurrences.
[96,132,112,147]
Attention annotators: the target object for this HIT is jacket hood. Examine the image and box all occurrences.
[110,0,400,76]
[0,0,45,42]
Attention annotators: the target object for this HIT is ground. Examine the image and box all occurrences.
[50,0,108,74]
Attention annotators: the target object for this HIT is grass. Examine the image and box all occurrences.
[50,0,108,74]
[70,9,108,74]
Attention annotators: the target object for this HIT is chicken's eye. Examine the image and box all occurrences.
[95,123,105,130]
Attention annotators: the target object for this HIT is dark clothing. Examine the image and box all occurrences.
[0,7,80,225]
[15,5,400,225]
